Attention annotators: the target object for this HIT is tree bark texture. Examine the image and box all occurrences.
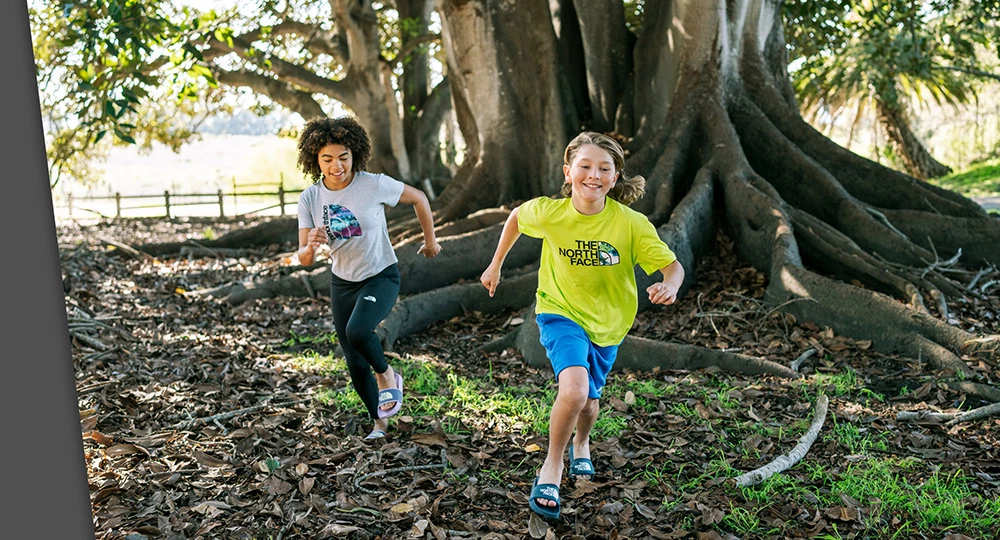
[163,0,998,382]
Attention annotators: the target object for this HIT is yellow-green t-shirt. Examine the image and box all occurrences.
[518,196,677,346]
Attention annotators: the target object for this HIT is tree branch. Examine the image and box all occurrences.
[213,68,326,120]
[730,394,829,487]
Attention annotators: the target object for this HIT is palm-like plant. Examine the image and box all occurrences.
[785,0,999,180]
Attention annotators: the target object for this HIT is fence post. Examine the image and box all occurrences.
[164,190,171,219]
[218,189,225,217]
[115,192,121,219]
[67,192,73,219]
[232,176,237,216]
[278,174,286,216]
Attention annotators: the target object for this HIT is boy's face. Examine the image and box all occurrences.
[318,143,354,189]
[564,143,619,204]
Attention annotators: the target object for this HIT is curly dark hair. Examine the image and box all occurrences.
[296,116,372,183]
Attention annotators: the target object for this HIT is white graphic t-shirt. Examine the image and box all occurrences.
[297,171,405,282]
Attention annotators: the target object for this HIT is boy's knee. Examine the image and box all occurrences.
[582,398,600,416]
[557,381,590,408]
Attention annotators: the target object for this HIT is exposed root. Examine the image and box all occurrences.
[939,381,1000,403]
[378,272,537,351]
[740,52,985,219]
[512,315,800,380]
[191,266,330,305]
[729,394,829,487]
[134,217,298,257]
[897,401,1000,426]
[789,208,929,314]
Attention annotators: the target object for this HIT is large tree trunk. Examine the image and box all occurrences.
[165,0,998,384]
[875,95,952,180]
[432,0,577,220]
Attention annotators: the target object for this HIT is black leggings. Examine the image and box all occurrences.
[330,264,401,420]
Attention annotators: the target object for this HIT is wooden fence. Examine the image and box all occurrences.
[60,182,305,220]
[55,177,441,220]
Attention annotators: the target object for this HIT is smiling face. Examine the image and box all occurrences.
[318,143,354,190]
[564,143,619,214]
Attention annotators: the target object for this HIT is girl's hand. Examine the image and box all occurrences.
[647,281,678,305]
[417,241,442,258]
[480,266,501,297]
[307,227,328,250]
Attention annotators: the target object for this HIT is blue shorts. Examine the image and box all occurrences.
[536,313,620,400]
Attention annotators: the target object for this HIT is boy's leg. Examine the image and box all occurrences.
[572,398,600,460]
[535,366,589,508]
[571,340,617,463]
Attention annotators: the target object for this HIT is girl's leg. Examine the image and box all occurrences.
[330,278,382,421]
[342,266,400,417]
[535,366,589,508]
[572,398,600,460]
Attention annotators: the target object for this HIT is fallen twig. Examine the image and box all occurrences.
[897,401,1000,426]
[98,236,154,260]
[176,398,311,430]
[730,394,829,487]
[790,348,816,372]
[353,449,448,495]
[70,330,109,351]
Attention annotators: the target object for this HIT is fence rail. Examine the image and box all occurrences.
[59,184,306,220]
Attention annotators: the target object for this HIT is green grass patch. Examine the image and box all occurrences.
[811,369,859,396]
[445,373,553,434]
[929,158,1000,199]
[290,352,343,375]
[283,330,338,348]
[828,459,998,536]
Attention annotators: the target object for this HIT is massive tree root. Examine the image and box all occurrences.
[157,0,1000,395]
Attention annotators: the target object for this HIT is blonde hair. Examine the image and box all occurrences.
[559,132,645,205]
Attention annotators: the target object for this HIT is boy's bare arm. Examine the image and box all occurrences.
[480,207,522,297]
[647,259,685,305]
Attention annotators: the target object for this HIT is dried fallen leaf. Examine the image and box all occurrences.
[299,476,315,496]
[624,391,636,405]
[318,523,361,538]
[391,502,415,514]
[411,432,448,448]
[191,450,229,468]
[524,443,543,453]
[83,430,113,446]
[104,444,148,458]
[635,502,657,520]
[528,513,549,539]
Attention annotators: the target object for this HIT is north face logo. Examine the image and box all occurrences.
[379,390,392,400]
[363,295,377,302]
[539,486,558,497]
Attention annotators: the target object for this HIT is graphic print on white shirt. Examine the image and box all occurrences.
[323,204,363,240]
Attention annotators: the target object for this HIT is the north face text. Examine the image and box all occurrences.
[558,240,620,266]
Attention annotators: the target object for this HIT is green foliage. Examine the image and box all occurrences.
[31,0,225,185]
[929,157,1000,197]
[784,0,1000,157]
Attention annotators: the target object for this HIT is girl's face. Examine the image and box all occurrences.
[318,143,354,190]
[564,143,618,207]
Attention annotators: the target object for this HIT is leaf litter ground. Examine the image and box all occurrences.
[58,217,1000,540]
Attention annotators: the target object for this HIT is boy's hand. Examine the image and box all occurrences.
[480,266,501,297]
[417,241,442,258]
[647,281,678,305]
